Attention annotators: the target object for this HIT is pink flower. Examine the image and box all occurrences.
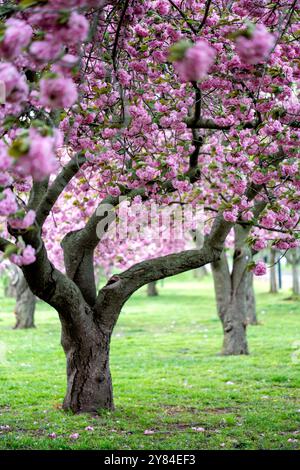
[14,129,60,182]
[0,142,11,171]
[69,433,79,440]
[235,24,275,65]
[10,245,36,267]
[8,210,36,230]
[58,12,89,45]
[48,432,57,439]
[154,0,170,15]
[252,261,267,276]
[0,19,32,60]
[253,239,267,251]
[223,210,238,223]
[85,426,94,431]
[40,77,78,109]
[174,41,216,82]
[21,245,36,265]
[0,189,18,216]
[0,63,28,104]
[30,40,61,62]
[261,211,276,229]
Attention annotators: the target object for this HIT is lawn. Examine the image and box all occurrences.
[0,272,300,450]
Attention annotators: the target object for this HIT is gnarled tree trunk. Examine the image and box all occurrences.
[147,281,158,296]
[14,268,36,330]
[61,311,115,412]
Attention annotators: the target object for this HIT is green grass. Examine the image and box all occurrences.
[0,273,300,450]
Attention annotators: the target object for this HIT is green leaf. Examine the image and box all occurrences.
[168,40,192,62]
[8,137,30,158]
[19,0,48,9]
[3,244,18,259]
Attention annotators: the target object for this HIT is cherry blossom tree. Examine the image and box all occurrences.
[0,0,300,412]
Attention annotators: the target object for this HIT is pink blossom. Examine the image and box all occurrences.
[69,433,79,440]
[0,143,11,171]
[48,432,57,439]
[223,210,238,223]
[85,426,94,431]
[10,245,36,267]
[261,212,276,229]
[8,210,36,230]
[40,77,78,109]
[0,189,18,216]
[253,239,267,251]
[174,41,216,82]
[0,19,32,60]
[252,261,267,276]
[30,40,61,62]
[57,12,89,45]
[0,63,28,104]
[235,24,275,65]
[14,129,61,181]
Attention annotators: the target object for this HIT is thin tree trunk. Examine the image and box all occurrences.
[285,249,300,297]
[147,281,158,296]
[14,269,36,329]
[5,280,16,298]
[246,272,258,325]
[292,260,300,296]
[212,226,251,355]
[269,248,278,293]
[193,265,209,279]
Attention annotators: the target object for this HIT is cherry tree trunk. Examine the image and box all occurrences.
[246,273,257,325]
[285,249,300,296]
[269,248,278,293]
[5,280,16,298]
[292,263,300,296]
[147,281,158,296]
[211,226,253,355]
[58,296,120,413]
[193,265,209,279]
[14,269,36,329]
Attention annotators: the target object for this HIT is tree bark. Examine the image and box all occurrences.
[292,262,300,296]
[285,249,300,296]
[14,269,36,329]
[269,248,278,293]
[61,315,114,413]
[246,272,258,325]
[211,225,253,355]
[193,265,209,279]
[147,281,158,296]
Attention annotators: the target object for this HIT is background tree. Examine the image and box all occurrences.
[286,248,300,296]
[13,267,36,329]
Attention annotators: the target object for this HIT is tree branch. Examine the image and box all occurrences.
[35,152,86,227]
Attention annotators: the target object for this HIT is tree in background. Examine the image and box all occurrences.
[0,1,299,412]
[286,248,300,296]
[269,248,279,293]
[13,267,36,329]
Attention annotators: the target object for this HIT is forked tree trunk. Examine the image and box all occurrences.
[14,269,36,329]
[211,226,254,355]
[269,248,278,293]
[147,281,158,296]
